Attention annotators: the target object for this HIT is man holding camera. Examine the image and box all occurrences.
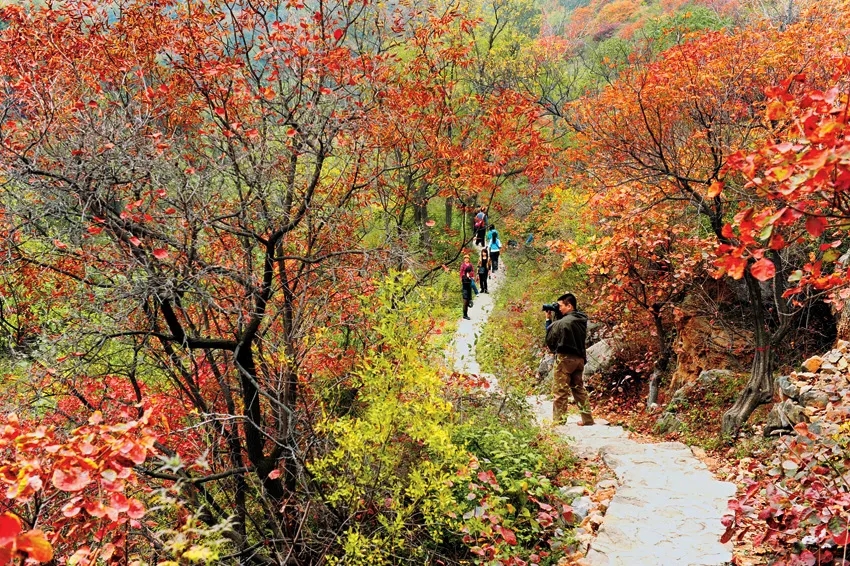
[544,293,594,426]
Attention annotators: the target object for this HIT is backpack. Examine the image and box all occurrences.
[474,217,484,230]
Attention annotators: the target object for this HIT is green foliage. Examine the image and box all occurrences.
[642,5,732,50]
[153,514,233,566]
[661,373,768,450]
[449,422,578,564]
[139,479,235,566]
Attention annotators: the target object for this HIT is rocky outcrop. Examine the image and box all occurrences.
[584,338,621,377]
[764,340,850,437]
[670,314,751,391]
[655,369,733,433]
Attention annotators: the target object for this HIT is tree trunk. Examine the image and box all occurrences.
[836,300,850,343]
[721,272,775,437]
[721,345,773,437]
[646,308,672,409]
[445,196,453,227]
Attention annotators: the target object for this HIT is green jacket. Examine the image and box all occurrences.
[545,310,588,360]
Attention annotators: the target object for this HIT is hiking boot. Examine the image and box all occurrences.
[463,315,471,320]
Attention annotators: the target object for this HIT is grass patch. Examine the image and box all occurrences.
[476,250,582,395]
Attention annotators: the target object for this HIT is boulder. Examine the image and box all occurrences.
[536,353,555,382]
[764,399,809,437]
[698,368,733,386]
[800,389,829,409]
[669,310,751,391]
[571,496,592,521]
[665,385,692,413]
[656,412,685,434]
[584,338,620,376]
[802,356,824,372]
[776,375,800,401]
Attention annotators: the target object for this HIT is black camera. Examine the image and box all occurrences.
[541,302,560,313]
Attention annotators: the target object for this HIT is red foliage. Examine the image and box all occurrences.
[0,410,156,564]
[721,55,850,299]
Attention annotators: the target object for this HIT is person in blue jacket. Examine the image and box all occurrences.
[487,225,501,271]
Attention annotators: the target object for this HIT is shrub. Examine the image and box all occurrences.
[722,420,850,565]
[447,423,579,565]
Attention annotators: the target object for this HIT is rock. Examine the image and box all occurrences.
[836,339,850,352]
[598,498,611,513]
[800,389,829,409]
[764,399,809,437]
[669,308,752,391]
[826,350,843,364]
[571,496,592,521]
[560,485,586,498]
[666,386,691,412]
[838,357,849,370]
[647,402,660,414]
[588,513,605,529]
[574,526,592,545]
[776,375,800,401]
[697,368,733,386]
[800,385,813,395]
[691,446,707,459]
[584,338,621,376]
[802,356,824,372]
[596,479,618,490]
[536,353,555,382]
[656,412,684,434]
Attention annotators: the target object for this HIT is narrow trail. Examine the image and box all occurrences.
[446,255,737,566]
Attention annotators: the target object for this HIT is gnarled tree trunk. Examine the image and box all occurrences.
[721,271,775,437]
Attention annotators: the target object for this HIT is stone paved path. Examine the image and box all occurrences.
[529,398,736,566]
[447,258,505,384]
[446,252,737,566]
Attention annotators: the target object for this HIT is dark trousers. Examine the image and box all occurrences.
[475,228,485,247]
[490,251,500,271]
[479,272,488,292]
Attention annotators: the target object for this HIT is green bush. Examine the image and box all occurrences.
[445,422,579,565]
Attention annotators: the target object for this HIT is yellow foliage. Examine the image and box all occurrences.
[310,272,465,561]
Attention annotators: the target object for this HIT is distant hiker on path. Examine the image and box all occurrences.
[478,248,490,294]
[545,293,594,426]
[487,225,501,271]
[461,261,474,320]
[460,253,479,298]
[474,206,487,247]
